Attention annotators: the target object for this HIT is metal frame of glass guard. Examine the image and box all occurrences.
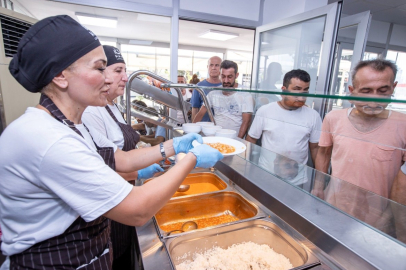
[251,2,342,116]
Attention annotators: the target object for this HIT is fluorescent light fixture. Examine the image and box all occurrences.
[129,39,153,46]
[75,12,117,28]
[199,30,239,41]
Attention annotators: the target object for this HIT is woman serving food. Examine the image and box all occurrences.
[82,45,163,269]
[0,15,223,270]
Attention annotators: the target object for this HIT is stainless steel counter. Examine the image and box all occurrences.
[136,168,339,270]
[136,138,406,270]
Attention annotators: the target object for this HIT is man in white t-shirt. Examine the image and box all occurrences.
[193,60,254,138]
[176,75,191,124]
[246,69,322,184]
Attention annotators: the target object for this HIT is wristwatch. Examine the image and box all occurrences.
[159,142,166,159]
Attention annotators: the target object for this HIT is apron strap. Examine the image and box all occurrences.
[105,104,120,123]
[40,94,83,137]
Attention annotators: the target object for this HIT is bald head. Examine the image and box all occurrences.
[208,56,222,65]
[207,56,222,79]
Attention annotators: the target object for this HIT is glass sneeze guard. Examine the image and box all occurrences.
[160,83,406,246]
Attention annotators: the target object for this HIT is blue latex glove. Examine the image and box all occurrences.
[138,164,164,180]
[173,133,203,154]
[189,144,224,168]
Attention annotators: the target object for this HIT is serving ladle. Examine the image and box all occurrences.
[177,184,190,193]
[167,221,198,236]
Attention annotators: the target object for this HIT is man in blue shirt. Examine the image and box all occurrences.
[191,56,222,122]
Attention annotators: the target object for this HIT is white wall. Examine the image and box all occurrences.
[262,0,327,25]
[366,20,391,44]
[180,0,261,21]
[390,24,406,47]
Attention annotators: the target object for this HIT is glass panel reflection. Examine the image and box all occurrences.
[240,141,406,245]
[256,15,326,111]
[148,58,406,245]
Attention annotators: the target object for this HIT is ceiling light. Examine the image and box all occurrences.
[199,30,239,41]
[129,39,153,45]
[75,12,117,28]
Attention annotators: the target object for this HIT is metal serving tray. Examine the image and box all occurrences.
[164,218,320,270]
[145,171,231,198]
[154,191,266,239]
[172,172,228,198]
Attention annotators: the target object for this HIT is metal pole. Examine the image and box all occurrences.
[125,76,132,125]
[382,23,394,59]
[162,83,216,125]
[125,70,189,124]
[192,51,194,76]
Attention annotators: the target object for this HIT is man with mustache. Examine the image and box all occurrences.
[193,60,254,138]
[314,59,406,199]
[312,59,406,237]
[246,69,322,185]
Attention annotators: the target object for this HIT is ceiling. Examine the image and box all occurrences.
[12,0,405,54]
[13,0,255,53]
[328,0,406,26]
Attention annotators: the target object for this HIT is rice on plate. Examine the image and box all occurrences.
[176,241,293,270]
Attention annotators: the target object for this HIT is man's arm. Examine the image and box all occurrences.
[132,123,145,130]
[141,134,155,139]
[192,108,200,122]
[309,142,319,166]
[390,168,406,242]
[315,146,332,173]
[246,134,257,144]
[311,145,333,199]
[238,113,252,139]
[390,168,406,205]
[193,106,207,123]
[140,135,165,146]
[190,88,202,121]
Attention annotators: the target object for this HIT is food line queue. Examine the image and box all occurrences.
[1,12,406,270]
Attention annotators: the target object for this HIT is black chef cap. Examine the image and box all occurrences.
[103,45,125,67]
[9,15,101,93]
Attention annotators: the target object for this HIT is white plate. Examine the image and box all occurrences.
[192,136,247,156]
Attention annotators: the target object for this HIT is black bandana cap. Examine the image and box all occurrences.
[9,15,101,93]
[103,45,125,67]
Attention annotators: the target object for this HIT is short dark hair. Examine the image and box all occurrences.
[145,107,159,117]
[283,69,310,88]
[351,59,397,86]
[132,100,147,110]
[132,99,147,106]
[220,60,238,74]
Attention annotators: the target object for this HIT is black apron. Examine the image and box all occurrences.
[10,94,116,270]
[105,105,139,266]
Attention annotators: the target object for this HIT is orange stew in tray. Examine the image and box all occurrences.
[205,143,235,154]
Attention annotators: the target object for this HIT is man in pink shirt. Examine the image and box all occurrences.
[314,59,406,235]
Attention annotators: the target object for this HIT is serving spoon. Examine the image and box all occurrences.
[177,184,190,192]
[167,221,198,236]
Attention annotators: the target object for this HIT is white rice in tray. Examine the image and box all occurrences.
[176,241,293,270]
